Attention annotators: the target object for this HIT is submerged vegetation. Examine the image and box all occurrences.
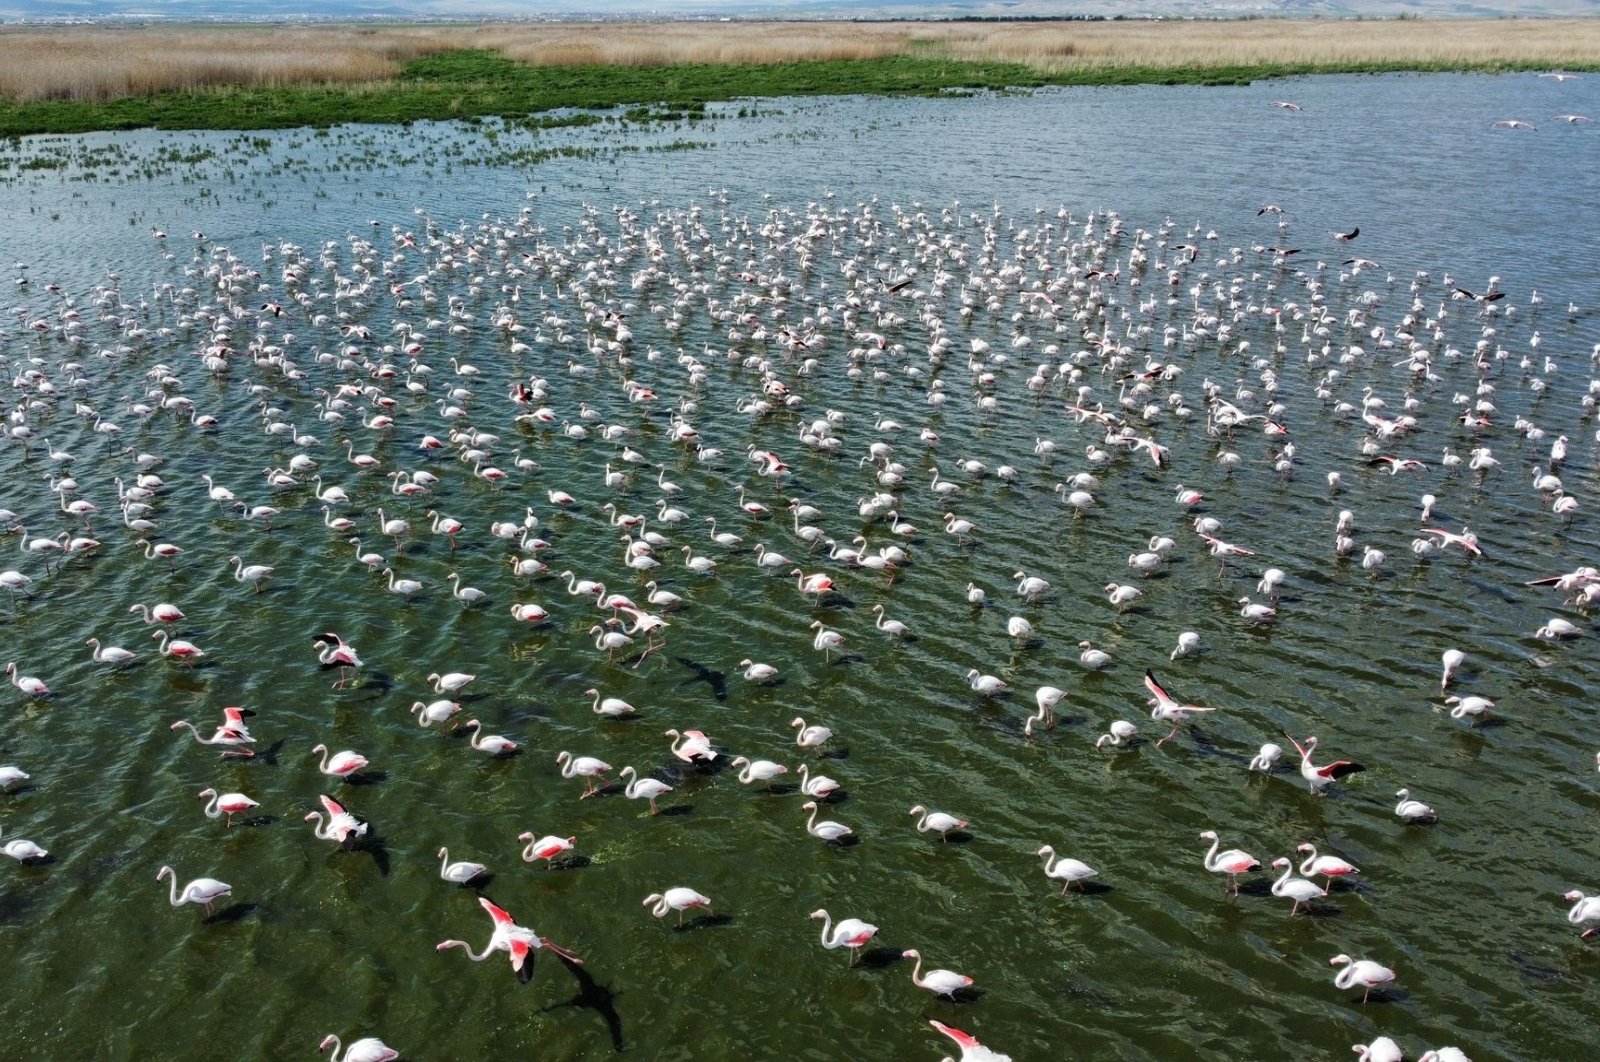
[0,19,1596,136]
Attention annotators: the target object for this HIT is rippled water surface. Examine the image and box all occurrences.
[3,74,1600,1061]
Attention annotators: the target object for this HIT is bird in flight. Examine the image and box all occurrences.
[1491,119,1536,130]
[1331,227,1359,242]
[1538,72,1580,81]
[1553,114,1594,124]
[1453,286,1505,303]
[1272,101,1302,111]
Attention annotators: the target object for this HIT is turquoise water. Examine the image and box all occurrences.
[2,75,1599,1061]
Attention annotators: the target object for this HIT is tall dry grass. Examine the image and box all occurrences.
[1,20,1596,103]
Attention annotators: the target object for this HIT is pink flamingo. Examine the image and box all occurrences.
[311,743,368,779]
[437,896,581,982]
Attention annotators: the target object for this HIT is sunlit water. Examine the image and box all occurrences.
[2,74,1599,1061]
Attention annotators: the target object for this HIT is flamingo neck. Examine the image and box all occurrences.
[1203,836,1221,872]
[1297,847,1319,876]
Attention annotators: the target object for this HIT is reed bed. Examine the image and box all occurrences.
[0,19,1595,108]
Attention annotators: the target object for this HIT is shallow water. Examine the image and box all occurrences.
[2,74,1600,1061]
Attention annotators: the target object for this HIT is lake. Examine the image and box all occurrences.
[2,72,1599,1061]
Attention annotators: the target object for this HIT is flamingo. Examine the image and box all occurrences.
[1353,1038,1404,1062]
[156,865,231,915]
[557,751,613,797]
[1441,648,1465,691]
[129,601,184,626]
[85,637,136,668]
[792,568,834,597]
[152,630,205,665]
[1199,830,1260,895]
[929,1020,1012,1062]
[318,1034,399,1062]
[428,671,475,694]
[1029,686,1067,733]
[1330,953,1396,1003]
[1095,720,1139,748]
[305,793,368,850]
[462,720,518,756]
[809,620,845,661]
[1248,743,1283,772]
[619,766,674,814]
[312,632,363,688]
[136,538,184,569]
[741,659,779,684]
[795,764,840,799]
[643,887,714,927]
[1395,788,1438,823]
[1298,843,1360,893]
[586,688,637,718]
[1417,1050,1472,1062]
[590,622,635,661]
[518,832,576,868]
[311,743,369,780]
[1288,734,1365,794]
[909,805,967,842]
[1037,845,1097,893]
[1270,858,1324,916]
[228,555,274,592]
[802,800,853,843]
[1563,890,1600,937]
[410,699,461,727]
[197,787,258,828]
[903,948,974,997]
[437,847,487,885]
[1144,669,1216,746]
[664,728,716,764]
[0,825,48,862]
[437,895,582,983]
[0,765,29,790]
[809,908,877,965]
[169,707,255,758]
[6,662,50,696]
[731,756,788,788]
[792,717,832,753]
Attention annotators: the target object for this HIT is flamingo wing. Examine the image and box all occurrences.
[1317,760,1366,780]
[478,896,516,926]
[508,937,534,983]
[319,793,349,817]
[930,1020,981,1051]
[1143,669,1178,708]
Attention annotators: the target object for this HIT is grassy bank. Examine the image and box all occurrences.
[0,20,1596,137]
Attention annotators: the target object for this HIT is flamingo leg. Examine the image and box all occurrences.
[541,938,583,964]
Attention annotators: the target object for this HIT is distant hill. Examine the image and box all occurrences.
[2,0,1595,22]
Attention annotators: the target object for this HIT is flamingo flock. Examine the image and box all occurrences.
[4,158,1599,1058]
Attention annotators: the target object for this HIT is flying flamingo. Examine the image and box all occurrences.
[642,887,715,927]
[1144,669,1216,746]
[312,632,363,688]
[157,865,231,916]
[929,1019,1012,1062]
[311,743,369,780]
[318,1034,399,1062]
[436,895,582,983]
[304,793,367,850]
[170,707,255,758]
[1199,830,1260,895]
[1287,734,1365,794]
[197,787,258,828]
[518,832,576,868]
[809,908,878,965]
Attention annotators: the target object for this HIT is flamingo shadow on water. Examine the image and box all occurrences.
[673,911,734,932]
[341,769,389,787]
[674,657,727,701]
[202,901,258,926]
[547,854,592,872]
[541,951,627,1051]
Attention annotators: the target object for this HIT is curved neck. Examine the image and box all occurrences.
[316,747,332,772]
[1271,863,1294,893]
[815,912,834,945]
[1202,836,1221,872]
[163,871,183,907]
[1297,847,1318,876]
[908,952,925,985]
[1041,849,1059,875]
[201,793,221,819]
[323,1037,344,1062]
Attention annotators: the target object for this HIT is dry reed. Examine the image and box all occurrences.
[1,19,1596,104]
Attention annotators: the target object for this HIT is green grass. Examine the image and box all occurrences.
[0,49,1589,137]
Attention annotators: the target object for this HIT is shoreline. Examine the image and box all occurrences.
[1,19,1595,137]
